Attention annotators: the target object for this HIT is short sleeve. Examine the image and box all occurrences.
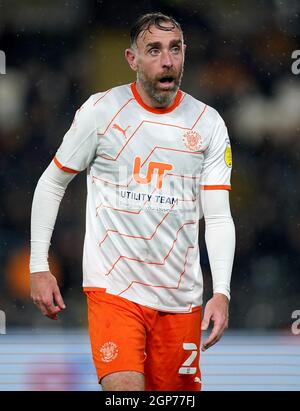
[54,95,97,174]
[200,113,232,191]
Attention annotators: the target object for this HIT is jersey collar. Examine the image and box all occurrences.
[130,82,183,114]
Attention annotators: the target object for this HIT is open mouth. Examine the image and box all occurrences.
[158,76,175,87]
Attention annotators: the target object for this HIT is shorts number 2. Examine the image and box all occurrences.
[178,342,197,375]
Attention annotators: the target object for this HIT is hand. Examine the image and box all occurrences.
[30,271,66,320]
[201,293,229,352]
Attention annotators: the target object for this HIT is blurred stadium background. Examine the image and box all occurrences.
[0,0,299,391]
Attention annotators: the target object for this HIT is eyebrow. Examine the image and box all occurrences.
[145,39,182,49]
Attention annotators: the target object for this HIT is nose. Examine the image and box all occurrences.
[161,51,173,68]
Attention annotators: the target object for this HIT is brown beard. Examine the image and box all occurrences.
[137,65,184,107]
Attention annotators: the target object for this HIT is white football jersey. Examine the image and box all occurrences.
[54,83,232,312]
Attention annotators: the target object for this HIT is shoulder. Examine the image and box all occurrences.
[181,91,225,128]
[89,84,132,108]
[86,84,133,126]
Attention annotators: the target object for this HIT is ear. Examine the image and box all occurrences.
[125,48,138,72]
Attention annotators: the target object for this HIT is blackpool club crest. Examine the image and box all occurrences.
[100,341,119,363]
[182,130,202,151]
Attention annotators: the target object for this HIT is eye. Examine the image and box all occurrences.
[171,46,180,54]
[149,48,160,56]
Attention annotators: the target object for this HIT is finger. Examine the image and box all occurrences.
[201,310,212,331]
[53,288,66,310]
[201,322,223,351]
[202,320,228,351]
[45,303,61,316]
[43,299,61,316]
[202,334,220,352]
[43,303,60,320]
[34,301,57,320]
[33,296,60,320]
[34,301,47,315]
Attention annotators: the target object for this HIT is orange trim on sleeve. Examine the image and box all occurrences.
[130,82,182,114]
[200,185,231,191]
[53,157,80,174]
[83,287,107,292]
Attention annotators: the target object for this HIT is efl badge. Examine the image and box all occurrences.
[224,145,232,168]
[182,130,202,151]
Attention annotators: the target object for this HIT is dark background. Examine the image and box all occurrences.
[0,0,299,330]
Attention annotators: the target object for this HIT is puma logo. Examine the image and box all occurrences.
[112,123,130,138]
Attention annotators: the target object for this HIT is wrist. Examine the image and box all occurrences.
[213,292,230,304]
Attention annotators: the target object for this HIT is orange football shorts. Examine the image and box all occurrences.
[84,288,202,391]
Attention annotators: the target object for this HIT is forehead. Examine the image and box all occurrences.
[136,25,183,48]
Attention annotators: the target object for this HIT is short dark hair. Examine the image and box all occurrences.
[130,12,183,47]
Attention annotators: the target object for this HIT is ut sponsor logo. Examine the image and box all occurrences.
[0,50,6,74]
[133,156,173,189]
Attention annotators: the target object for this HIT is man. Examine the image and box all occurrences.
[30,12,235,391]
